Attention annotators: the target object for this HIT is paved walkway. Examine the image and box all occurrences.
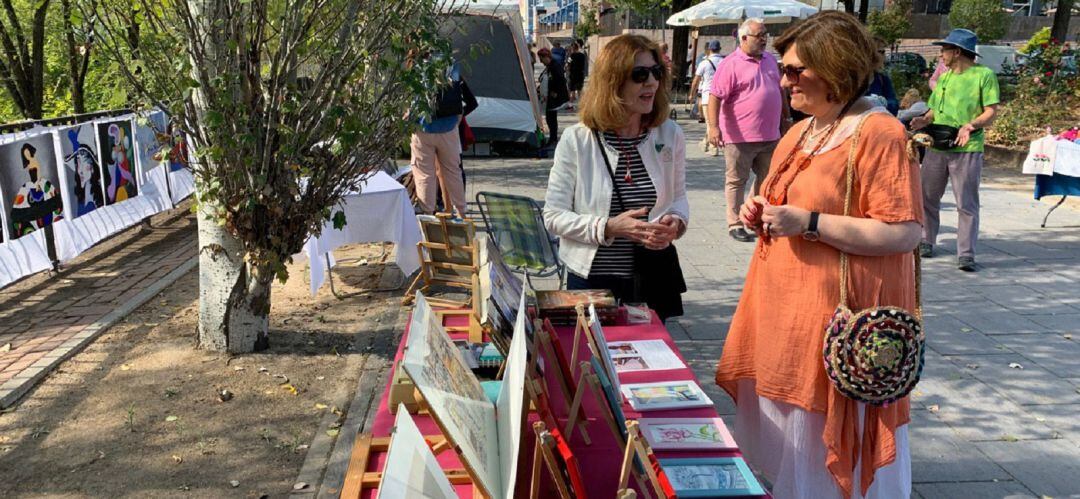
[0,206,196,407]
[465,111,1080,498]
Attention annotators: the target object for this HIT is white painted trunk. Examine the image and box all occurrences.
[197,201,271,353]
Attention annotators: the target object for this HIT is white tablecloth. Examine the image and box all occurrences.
[302,172,421,296]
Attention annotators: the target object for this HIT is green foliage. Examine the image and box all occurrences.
[948,0,1007,42]
[867,0,912,47]
[986,38,1079,146]
[1021,27,1052,54]
[576,6,600,39]
[605,0,673,11]
[91,0,458,282]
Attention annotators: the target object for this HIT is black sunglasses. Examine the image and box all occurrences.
[780,64,807,83]
[630,64,664,83]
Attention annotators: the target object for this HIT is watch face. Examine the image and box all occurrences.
[803,231,820,242]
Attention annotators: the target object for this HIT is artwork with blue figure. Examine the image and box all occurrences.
[135,112,167,177]
[0,134,64,239]
[96,120,139,204]
[60,124,105,217]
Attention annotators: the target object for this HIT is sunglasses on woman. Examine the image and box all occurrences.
[630,64,664,83]
[780,64,807,84]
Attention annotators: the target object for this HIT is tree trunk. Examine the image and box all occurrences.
[1051,0,1074,44]
[859,0,870,22]
[843,0,856,14]
[197,201,271,353]
[671,0,692,90]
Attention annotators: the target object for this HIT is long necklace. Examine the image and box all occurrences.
[762,101,855,207]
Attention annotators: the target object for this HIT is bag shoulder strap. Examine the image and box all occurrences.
[593,129,627,212]
[838,113,922,317]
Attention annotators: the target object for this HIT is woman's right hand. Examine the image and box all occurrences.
[606,207,669,244]
[739,196,768,234]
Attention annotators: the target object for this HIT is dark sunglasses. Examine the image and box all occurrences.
[630,64,664,83]
[780,64,807,83]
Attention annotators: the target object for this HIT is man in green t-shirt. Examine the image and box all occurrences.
[910,29,1000,272]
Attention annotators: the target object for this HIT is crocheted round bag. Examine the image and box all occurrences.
[824,305,926,406]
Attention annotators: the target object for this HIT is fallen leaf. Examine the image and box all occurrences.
[293,482,309,491]
[1000,434,1019,442]
[120,364,132,371]
[165,416,179,422]
[1064,334,1073,340]
[960,327,973,333]
[295,444,310,452]
[0,343,10,352]
[325,429,339,437]
[1008,362,1024,370]
[274,374,290,384]
[230,480,240,488]
[927,404,940,413]
[314,403,328,410]
[316,376,325,381]
[965,363,980,370]
[282,384,299,396]
[233,366,245,372]
[258,367,268,373]
[218,390,234,402]
[172,454,183,463]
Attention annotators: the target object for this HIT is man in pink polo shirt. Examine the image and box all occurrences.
[706,18,789,242]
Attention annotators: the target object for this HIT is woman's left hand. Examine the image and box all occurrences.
[760,204,810,238]
[643,215,681,250]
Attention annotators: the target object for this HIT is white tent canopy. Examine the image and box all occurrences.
[667,0,818,27]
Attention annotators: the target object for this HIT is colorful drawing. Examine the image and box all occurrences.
[96,120,138,204]
[621,380,713,411]
[135,112,167,176]
[59,124,105,217]
[0,134,64,239]
[613,356,650,371]
[657,457,765,497]
[638,418,736,450]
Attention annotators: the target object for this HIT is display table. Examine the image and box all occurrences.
[1025,138,1080,227]
[301,172,421,296]
[356,310,764,498]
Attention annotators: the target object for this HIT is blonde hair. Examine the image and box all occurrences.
[900,88,922,110]
[579,34,671,131]
[774,11,881,104]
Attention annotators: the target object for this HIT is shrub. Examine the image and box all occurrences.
[868,0,913,47]
[986,39,1079,147]
[948,0,1007,42]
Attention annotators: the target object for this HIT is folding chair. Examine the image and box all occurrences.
[475,192,565,290]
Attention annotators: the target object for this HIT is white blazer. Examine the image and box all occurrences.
[543,119,689,278]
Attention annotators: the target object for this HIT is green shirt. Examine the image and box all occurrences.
[927,64,1000,153]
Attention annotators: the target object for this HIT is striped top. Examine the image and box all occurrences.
[590,131,657,277]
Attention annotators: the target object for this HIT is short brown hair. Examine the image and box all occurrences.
[773,11,881,104]
[579,34,670,131]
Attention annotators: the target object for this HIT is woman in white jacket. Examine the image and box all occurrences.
[543,34,690,321]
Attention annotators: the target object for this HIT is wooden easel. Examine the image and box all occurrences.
[339,433,473,498]
[564,360,624,445]
[529,421,588,499]
[616,421,674,499]
[534,318,591,445]
[403,213,478,308]
[434,269,486,344]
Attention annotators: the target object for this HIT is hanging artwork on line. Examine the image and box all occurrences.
[59,124,105,218]
[96,119,138,204]
[135,111,168,177]
[0,132,64,240]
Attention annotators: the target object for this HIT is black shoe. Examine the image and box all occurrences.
[958,256,977,272]
[729,227,755,242]
[918,242,933,258]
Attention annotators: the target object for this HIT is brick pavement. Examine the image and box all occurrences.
[465,110,1080,498]
[0,205,197,406]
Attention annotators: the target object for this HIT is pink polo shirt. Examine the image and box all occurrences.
[709,48,783,144]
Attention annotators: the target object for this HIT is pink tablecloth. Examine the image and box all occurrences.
[360,310,764,498]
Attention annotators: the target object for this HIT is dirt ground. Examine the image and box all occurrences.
[0,243,403,498]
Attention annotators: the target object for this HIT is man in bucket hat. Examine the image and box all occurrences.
[910,28,1000,272]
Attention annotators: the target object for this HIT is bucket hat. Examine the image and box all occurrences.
[932,29,980,58]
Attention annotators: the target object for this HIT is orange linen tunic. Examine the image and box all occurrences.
[715,113,923,498]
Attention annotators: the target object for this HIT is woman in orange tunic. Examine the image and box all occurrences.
[715,12,923,499]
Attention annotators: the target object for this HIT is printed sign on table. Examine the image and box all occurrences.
[0,132,64,241]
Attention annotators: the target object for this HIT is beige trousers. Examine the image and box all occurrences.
[723,140,778,228]
[410,127,466,216]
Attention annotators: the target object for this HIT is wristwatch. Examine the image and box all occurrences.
[802,211,820,241]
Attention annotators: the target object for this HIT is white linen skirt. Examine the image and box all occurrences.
[734,380,911,499]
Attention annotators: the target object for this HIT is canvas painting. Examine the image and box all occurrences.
[658,457,765,497]
[590,356,628,438]
[376,405,457,499]
[134,111,168,177]
[587,304,622,396]
[96,119,139,204]
[0,132,64,240]
[58,124,105,218]
[638,418,737,450]
[401,292,501,498]
[494,288,529,499]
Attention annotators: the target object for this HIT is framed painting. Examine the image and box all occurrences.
[638,418,737,450]
[0,132,64,240]
[657,457,766,497]
[376,405,456,499]
[620,380,714,411]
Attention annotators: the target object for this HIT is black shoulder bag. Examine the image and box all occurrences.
[592,130,686,319]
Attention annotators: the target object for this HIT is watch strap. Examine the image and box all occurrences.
[807,211,820,234]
